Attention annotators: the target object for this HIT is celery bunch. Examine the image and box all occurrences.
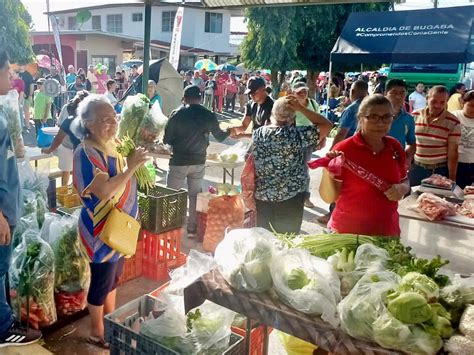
[117,135,154,191]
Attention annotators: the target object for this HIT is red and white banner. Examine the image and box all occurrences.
[169,7,184,70]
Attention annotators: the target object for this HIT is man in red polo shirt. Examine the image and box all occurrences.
[409,86,461,186]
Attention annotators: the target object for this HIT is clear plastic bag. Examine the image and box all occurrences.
[9,229,57,329]
[0,89,25,157]
[12,213,39,249]
[167,250,216,295]
[219,141,248,163]
[140,295,235,354]
[137,101,169,144]
[338,271,401,341]
[215,228,276,293]
[271,248,341,327]
[47,214,89,315]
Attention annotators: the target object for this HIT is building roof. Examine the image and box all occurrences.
[31,30,141,42]
[45,1,204,15]
[135,40,218,54]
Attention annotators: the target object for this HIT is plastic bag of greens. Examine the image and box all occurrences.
[0,89,25,158]
[9,229,57,329]
[119,94,150,140]
[338,271,400,341]
[140,295,235,354]
[48,214,89,316]
[373,312,443,354]
[136,101,168,146]
[328,243,390,296]
[214,228,276,293]
[271,248,341,327]
[140,294,194,353]
[219,141,248,163]
[12,213,39,249]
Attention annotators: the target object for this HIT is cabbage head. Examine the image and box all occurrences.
[286,268,311,290]
[387,291,433,324]
[399,272,439,300]
[402,326,443,355]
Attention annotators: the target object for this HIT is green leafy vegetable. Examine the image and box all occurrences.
[387,291,433,324]
[286,268,311,290]
[398,272,440,301]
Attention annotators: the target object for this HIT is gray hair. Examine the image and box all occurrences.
[72,94,112,139]
[270,97,295,126]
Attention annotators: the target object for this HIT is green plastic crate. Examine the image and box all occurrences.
[105,295,244,355]
[139,186,187,233]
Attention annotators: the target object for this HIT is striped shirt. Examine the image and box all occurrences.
[414,108,461,165]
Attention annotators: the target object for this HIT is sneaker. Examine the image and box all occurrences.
[317,213,331,225]
[304,198,315,208]
[0,323,42,347]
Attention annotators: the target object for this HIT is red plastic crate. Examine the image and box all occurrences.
[232,325,272,355]
[244,210,256,228]
[118,239,144,285]
[197,210,256,243]
[142,228,187,281]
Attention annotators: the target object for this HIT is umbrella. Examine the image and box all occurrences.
[122,58,182,115]
[217,63,237,71]
[36,54,62,70]
[235,63,246,75]
[194,59,218,71]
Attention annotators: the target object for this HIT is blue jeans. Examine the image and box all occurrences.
[167,164,205,231]
[0,227,14,337]
[409,164,449,187]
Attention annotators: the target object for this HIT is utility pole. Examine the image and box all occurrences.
[433,0,438,8]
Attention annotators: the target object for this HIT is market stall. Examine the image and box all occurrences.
[399,194,474,275]
[183,268,402,355]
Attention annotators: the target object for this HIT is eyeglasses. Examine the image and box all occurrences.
[362,114,393,123]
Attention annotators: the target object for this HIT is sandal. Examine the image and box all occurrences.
[87,336,110,349]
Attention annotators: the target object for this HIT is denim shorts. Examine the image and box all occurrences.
[87,258,124,306]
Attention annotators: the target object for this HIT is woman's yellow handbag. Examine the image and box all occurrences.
[277,331,318,355]
[100,208,140,256]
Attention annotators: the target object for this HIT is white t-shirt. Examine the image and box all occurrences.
[453,110,474,163]
[105,92,118,106]
[409,91,427,111]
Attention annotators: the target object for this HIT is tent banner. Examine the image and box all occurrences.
[169,7,184,70]
[331,6,474,64]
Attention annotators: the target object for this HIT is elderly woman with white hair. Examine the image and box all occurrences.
[72,95,147,348]
[252,96,332,234]
[147,79,162,108]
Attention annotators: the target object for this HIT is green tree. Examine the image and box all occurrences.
[241,3,390,96]
[295,3,390,95]
[241,7,302,96]
[0,0,34,64]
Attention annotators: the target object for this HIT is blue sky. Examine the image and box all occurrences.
[21,0,474,32]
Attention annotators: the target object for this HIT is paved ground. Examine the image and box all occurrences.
[15,109,330,355]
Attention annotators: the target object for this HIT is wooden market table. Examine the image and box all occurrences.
[184,269,402,355]
[25,146,53,169]
[398,194,474,275]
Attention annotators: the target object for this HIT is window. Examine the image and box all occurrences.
[162,11,176,32]
[91,56,116,75]
[67,16,77,30]
[205,12,223,33]
[92,15,101,30]
[132,13,143,22]
[106,14,123,33]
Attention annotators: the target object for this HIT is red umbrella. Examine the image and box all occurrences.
[36,54,62,70]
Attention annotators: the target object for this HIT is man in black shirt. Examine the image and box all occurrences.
[233,76,274,138]
[18,66,34,128]
[164,85,235,236]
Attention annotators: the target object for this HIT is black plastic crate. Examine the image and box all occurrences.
[105,295,244,355]
[139,186,187,233]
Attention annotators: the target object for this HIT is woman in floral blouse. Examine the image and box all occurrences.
[252,96,332,233]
